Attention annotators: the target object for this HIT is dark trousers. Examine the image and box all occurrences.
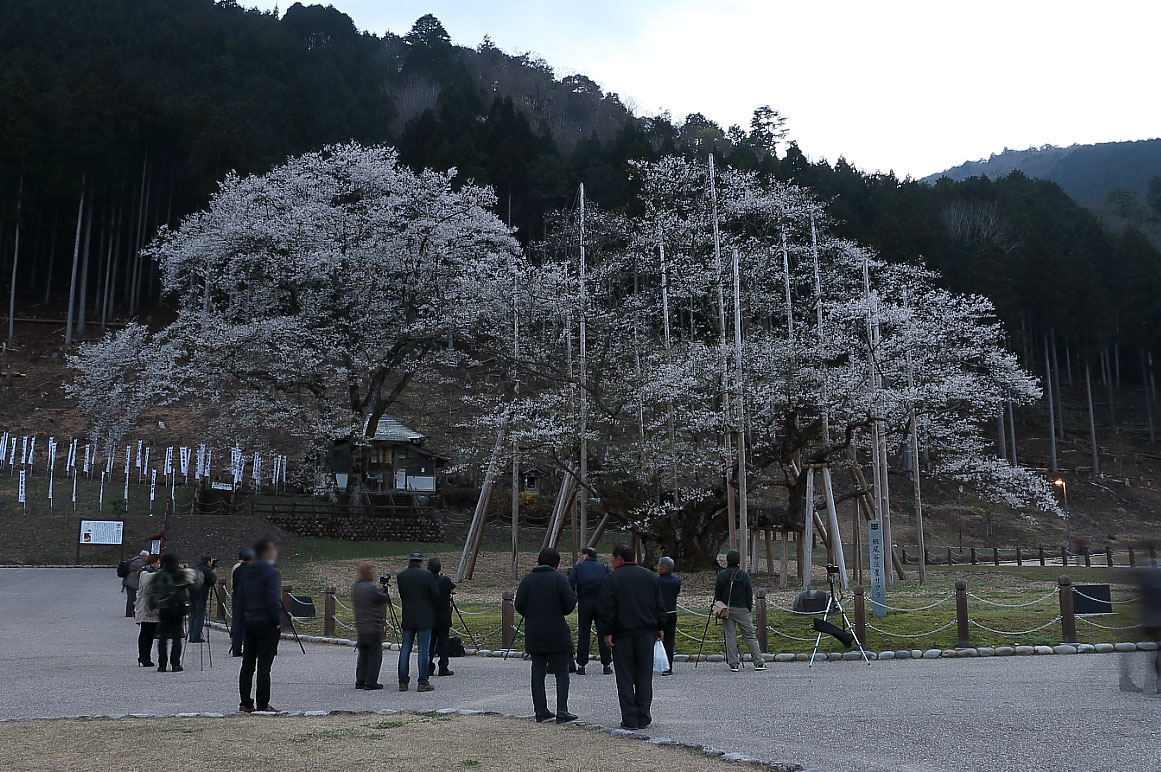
[137,622,157,663]
[157,610,184,668]
[124,587,136,618]
[230,611,243,657]
[530,651,571,716]
[612,632,655,727]
[662,614,677,670]
[240,621,280,709]
[356,630,384,686]
[576,599,611,667]
[428,626,450,673]
[187,598,207,642]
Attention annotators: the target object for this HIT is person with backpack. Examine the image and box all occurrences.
[133,555,161,666]
[187,554,218,643]
[714,549,765,673]
[120,550,148,618]
[145,553,203,672]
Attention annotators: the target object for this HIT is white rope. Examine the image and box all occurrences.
[967,589,1058,608]
[334,618,356,631]
[287,593,313,605]
[765,603,822,616]
[675,626,709,642]
[766,626,819,642]
[865,619,958,638]
[334,597,355,613]
[677,603,712,618]
[1075,617,1144,631]
[873,594,955,612]
[967,616,1062,636]
[1071,589,1141,605]
[452,607,497,616]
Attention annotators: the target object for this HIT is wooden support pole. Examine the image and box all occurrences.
[501,590,516,650]
[795,532,804,581]
[821,466,848,588]
[993,547,1000,567]
[955,580,970,648]
[1106,548,1114,568]
[970,547,977,565]
[1016,546,1023,566]
[1129,546,1136,568]
[1039,546,1046,567]
[456,414,510,583]
[853,585,866,647]
[802,468,815,589]
[586,511,611,549]
[755,588,768,653]
[764,530,774,577]
[1083,548,1092,568]
[779,531,789,590]
[1058,575,1077,643]
[324,586,336,637]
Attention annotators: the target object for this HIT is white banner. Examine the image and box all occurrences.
[179,446,190,476]
[72,471,77,504]
[149,469,156,502]
[27,436,35,469]
[83,444,91,474]
[135,440,143,468]
[164,446,173,477]
[9,436,17,465]
[79,520,123,545]
[18,469,26,503]
[99,471,105,509]
[125,445,131,475]
[20,436,28,465]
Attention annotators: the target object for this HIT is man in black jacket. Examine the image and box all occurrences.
[515,547,578,723]
[598,543,667,730]
[352,561,389,690]
[568,547,612,674]
[395,550,438,692]
[236,539,282,713]
[426,557,455,678]
[187,554,218,643]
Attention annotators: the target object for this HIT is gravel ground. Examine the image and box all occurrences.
[2,568,1159,772]
[0,713,741,772]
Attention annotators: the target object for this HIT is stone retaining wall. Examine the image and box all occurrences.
[265,512,445,542]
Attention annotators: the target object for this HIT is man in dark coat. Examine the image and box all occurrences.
[229,549,255,657]
[568,547,612,674]
[657,556,681,676]
[515,547,578,723]
[395,550,438,692]
[187,554,218,643]
[236,539,282,713]
[426,557,456,677]
[352,561,389,690]
[598,543,667,731]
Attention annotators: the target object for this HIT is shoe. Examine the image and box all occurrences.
[602,665,613,675]
[417,683,434,692]
[556,711,578,724]
[138,659,155,667]
[437,669,454,677]
[256,706,281,713]
[171,665,184,672]
[729,664,740,672]
[576,665,586,675]
[569,662,578,673]
[398,682,409,692]
[365,683,384,690]
[754,663,768,671]
[187,638,204,644]
[1119,677,1143,693]
[619,722,638,731]
[238,704,255,714]
[661,669,673,676]
[535,712,556,723]
[355,682,365,690]
[157,665,167,672]
[638,718,652,729]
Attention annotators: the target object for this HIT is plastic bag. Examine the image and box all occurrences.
[652,639,669,673]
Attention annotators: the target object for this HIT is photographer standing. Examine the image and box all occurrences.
[145,553,203,672]
[237,539,282,713]
[395,550,438,692]
[187,554,218,643]
[515,547,577,723]
[427,557,455,678]
[121,550,148,617]
[230,549,255,657]
[352,561,388,690]
[568,547,612,675]
[715,549,766,673]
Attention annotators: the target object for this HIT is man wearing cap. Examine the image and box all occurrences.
[122,550,148,617]
[395,550,439,692]
[715,549,765,673]
[568,547,612,675]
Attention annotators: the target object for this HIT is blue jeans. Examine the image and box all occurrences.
[398,628,432,685]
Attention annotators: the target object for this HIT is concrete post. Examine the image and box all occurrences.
[501,590,515,650]
[1039,546,1046,566]
[324,586,336,637]
[1058,575,1076,643]
[755,588,768,653]
[955,579,970,648]
[853,584,866,647]
[1105,548,1114,568]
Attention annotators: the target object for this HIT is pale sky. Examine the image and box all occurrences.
[260,0,1159,178]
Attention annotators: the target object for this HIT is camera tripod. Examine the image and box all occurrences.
[380,577,402,638]
[809,566,870,667]
[451,598,479,650]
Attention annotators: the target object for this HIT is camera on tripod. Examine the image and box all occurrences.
[379,572,392,587]
[826,563,839,575]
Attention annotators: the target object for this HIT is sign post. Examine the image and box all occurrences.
[868,519,887,618]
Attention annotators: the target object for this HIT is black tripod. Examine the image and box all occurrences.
[381,577,402,638]
[282,608,307,655]
[451,598,479,650]
[809,565,870,666]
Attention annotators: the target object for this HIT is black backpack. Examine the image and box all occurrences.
[448,637,466,658]
[116,560,131,579]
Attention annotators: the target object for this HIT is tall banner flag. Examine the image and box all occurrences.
[164,446,173,478]
[83,444,91,475]
[20,436,28,465]
[27,436,35,472]
[99,471,105,510]
[18,469,26,504]
[72,471,77,505]
[149,469,157,505]
[179,446,190,480]
[135,440,143,468]
[124,445,131,475]
[9,436,17,465]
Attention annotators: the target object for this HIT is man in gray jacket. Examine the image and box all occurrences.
[352,561,389,690]
[122,550,148,617]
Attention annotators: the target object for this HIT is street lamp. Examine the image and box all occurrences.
[1054,479,1072,554]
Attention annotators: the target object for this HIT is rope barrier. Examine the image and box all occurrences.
[334,598,355,613]
[676,603,712,618]
[873,594,956,612]
[966,589,1058,608]
[865,619,958,638]
[765,603,822,616]
[766,626,819,642]
[1071,589,1141,605]
[452,607,498,616]
[967,616,1062,636]
[287,593,313,605]
[1075,617,1144,631]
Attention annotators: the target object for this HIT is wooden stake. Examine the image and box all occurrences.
[821,466,848,588]
[455,412,510,583]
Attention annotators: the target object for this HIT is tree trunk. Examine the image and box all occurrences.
[996,402,1007,460]
[7,177,22,346]
[1045,337,1058,473]
[42,215,57,305]
[1102,348,1115,427]
[1050,329,1064,438]
[1006,396,1017,465]
[1085,360,1100,475]
[64,178,87,346]
[1141,349,1155,446]
[75,200,94,334]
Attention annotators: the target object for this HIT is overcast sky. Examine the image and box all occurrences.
[260,0,1159,178]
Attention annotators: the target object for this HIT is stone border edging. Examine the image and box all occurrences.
[205,623,1160,662]
[0,707,805,772]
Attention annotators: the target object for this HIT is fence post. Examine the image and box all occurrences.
[924,548,932,567]
[1106,548,1114,568]
[214,582,229,623]
[955,579,970,648]
[970,547,977,565]
[946,547,953,565]
[501,590,515,650]
[901,547,908,565]
[1016,546,1023,566]
[1129,546,1137,568]
[993,547,1000,566]
[853,584,866,647]
[1058,575,1076,643]
[1151,544,1158,564]
[1083,548,1092,568]
[755,588,768,653]
[1061,547,1068,567]
[281,584,293,626]
[1039,546,1046,566]
[324,586,336,637]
